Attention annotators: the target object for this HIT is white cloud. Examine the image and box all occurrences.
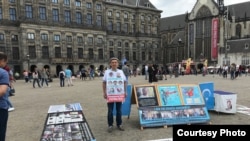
[150,0,250,18]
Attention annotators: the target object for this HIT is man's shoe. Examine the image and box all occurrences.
[108,126,113,133]
[8,107,15,112]
[117,126,125,131]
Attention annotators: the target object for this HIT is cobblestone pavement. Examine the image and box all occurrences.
[6,74,250,141]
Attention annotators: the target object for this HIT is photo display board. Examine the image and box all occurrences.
[134,85,160,107]
[178,84,205,105]
[138,105,210,126]
[41,103,96,141]
[156,84,183,106]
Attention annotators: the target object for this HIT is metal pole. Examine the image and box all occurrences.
[27,55,30,71]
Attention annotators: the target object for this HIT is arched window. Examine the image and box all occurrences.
[236,24,241,38]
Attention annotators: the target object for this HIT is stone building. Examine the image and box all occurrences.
[0,0,161,76]
[161,0,250,68]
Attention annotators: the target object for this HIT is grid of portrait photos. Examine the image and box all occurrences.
[41,103,96,141]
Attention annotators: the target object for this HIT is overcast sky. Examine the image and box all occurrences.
[149,0,250,18]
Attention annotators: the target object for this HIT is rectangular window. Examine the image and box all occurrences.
[25,5,33,19]
[109,50,114,58]
[96,4,102,10]
[98,49,103,59]
[42,46,49,59]
[52,9,59,22]
[0,34,4,41]
[125,51,129,61]
[28,46,36,59]
[116,12,120,18]
[117,22,121,32]
[97,38,102,44]
[133,43,136,48]
[87,13,92,25]
[118,51,122,60]
[108,11,112,17]
[75,0,81,7]
[133,52,136,60]
[124,13,128,19]
[0,46,5,52]
[27,33,35,40]
[41,34,48,41]
[142,52,145,60]
[9,0,15,3]
[88,48,94,59]
[11,35,18,41]
[54,35,60,41]
[39,7,46,20]
[88,37,93,45]
[141,24,145,33]
[9,8,16,21]
[148,25,151,34]
[55,47,61,58]
[52,0,58,3]
[76,12,82,24]
[96,15,102,26]
[64,10,71,23]
[64,0,70,5]
[125,42,129,47]
[155,52,158,61]
[78,48,83,59]
[109,41,113,46]
[0,8,3,20]
[86,2,92,9]
[108,21,113,31]
[124,23,128,33]
[67,48,72,58]
[132,24,135,33]
[118,42,121,47]
[12,47,19,60]
[66,36,72,42]
[77,36,83,43]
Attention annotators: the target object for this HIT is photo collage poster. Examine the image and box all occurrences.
[178,84,205,105]
[156,84,183,106]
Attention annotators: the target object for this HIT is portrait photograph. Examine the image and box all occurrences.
[134,85,160,107]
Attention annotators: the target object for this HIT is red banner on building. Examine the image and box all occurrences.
[211,18,219,60]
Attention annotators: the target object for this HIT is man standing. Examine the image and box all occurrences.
[0,52,10,141]
[102,57,127,133]
[65,67,73,86]
[122,62,130,83]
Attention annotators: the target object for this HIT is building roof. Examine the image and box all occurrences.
[227,39,250,53]
[106,0,157,9]
[160,14,186,31]
[227,1,250,20]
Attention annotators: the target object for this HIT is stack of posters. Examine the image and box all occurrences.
[41,103,96,141]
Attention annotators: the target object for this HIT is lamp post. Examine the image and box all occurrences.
[27,54,30,71]
[177,38,182,62]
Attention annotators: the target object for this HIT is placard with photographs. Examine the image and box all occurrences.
[41,122,96,141]
[179,84,205,105]
[156,84,183,106]
[47,103,83,113]
[138,105,210,126]
[134,84,159,107]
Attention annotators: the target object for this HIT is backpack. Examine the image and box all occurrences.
[59,72,64,78]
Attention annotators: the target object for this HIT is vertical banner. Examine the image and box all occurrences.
[211,18,219,60]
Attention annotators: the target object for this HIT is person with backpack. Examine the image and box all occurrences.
[59,69,65,87]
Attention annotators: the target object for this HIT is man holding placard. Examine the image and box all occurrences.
[102,57,127,133]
